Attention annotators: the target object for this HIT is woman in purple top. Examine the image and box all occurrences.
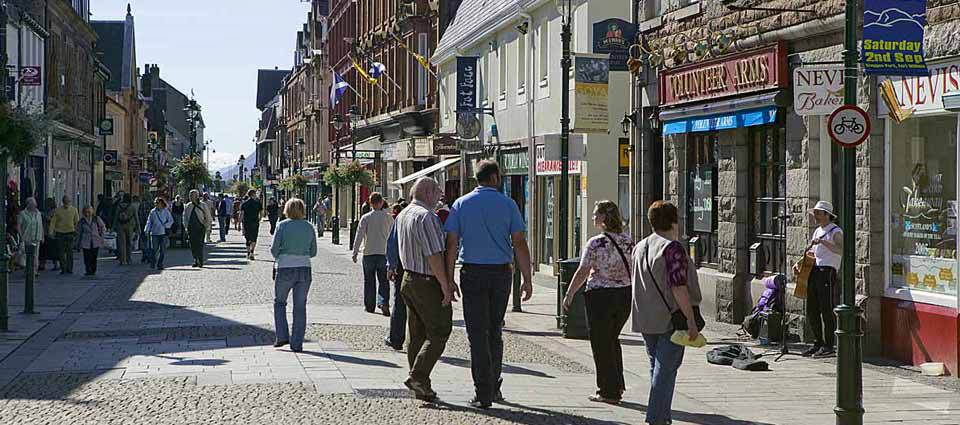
[562,200,634,404]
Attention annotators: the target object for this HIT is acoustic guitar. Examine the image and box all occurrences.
[792,240,816,299]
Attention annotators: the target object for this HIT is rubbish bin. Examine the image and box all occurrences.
[557,257,588,339]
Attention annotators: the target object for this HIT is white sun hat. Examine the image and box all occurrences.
[810,200,836,218]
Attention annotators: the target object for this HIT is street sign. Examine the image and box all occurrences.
[827,105,871,147]
[103,150,118,166]
[98,118,114,136]
[19,66,41,86]
[335,151,377,160]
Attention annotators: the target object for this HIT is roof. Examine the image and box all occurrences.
[433,0,522,64]
[256,69,291,111]
[92,9,137,92]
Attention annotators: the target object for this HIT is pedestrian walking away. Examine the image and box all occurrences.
[313,197,327,236]
[203,192,216,243]
[39,197,59,271]
[562,200,634,405]
[632,200,703,425]
[18,198,44,278]
[384,219,406,351]
[266,198,280,235]
[113,194,140,265]
[216,194,231,242]
[396,177,456,402]
[240,190,263,260]
[144,197,174,270]
[270,198,318,352]
[443,160,533,409]
[171,196,185,248]
[233,197,242,231]
[49,195,80,275]
[795,200,843,358]
[76,206,107,276]
[352,192,394,316]
[184,190,210,268]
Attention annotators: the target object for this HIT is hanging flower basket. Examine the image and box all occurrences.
[280,174,309,197]
[323,161,376,188]
[0,104,54,162]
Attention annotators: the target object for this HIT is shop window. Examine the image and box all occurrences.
[686,132,719,266]
[749,124,786,275]
[888,116,958,298]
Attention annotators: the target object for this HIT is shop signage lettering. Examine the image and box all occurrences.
[690,168,714,233]
[861,0,929,76]
[502,151,528,175]
[433,136,459,156]
[573,54,610,134]
[659,44,787,107]
[592,18,636,72]
[19,66,41,86]
[793,66,844,116]
[535,145,581,175]
[456,56,478,112]
[618,138,629,175]
[877,60,960,116]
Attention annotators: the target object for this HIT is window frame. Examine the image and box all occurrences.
[748,120,787,276]
[686,131,720,268]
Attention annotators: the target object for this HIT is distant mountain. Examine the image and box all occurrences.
[864,7,925,30]
[215,152,257,181]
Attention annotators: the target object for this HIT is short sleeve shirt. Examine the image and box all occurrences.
[443,187,525,265]
[241,200,262,225]
[663,241,688,287]
[580,232,635,290]
[396,201,446,275]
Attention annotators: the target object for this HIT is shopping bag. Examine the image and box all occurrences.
[103,232,117,251]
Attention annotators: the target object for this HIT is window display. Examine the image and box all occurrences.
[889,116,959,297]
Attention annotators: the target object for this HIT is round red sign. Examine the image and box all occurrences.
[827,105,871,148]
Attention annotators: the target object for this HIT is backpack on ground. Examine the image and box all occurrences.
[743,275,784,339]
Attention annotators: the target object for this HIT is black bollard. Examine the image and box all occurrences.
[23,244,35,314]
[331,216,341,245]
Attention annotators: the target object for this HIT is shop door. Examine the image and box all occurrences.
[541,177,555,265]
[749,124,786,274]
[687,132,720,266]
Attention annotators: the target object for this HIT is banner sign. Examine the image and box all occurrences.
[877,59,960,116]
[19,66,41,86]
[573,54,610,134]
[456,56,478,113]
[793,66,844,116]
[593,19,636,72]
[861,0,929,76]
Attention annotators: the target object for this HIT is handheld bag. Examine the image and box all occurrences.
[644,244,705,331]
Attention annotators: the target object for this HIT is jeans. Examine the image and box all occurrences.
[806,266,839,348]
[585,286,632,399]
[362,255,389,311]
[642,332,685,424]
[56,232,76,273]
[400,271,452,386]
[218,216,230,241]
[151,235,167,269]
[189,227,205,266]
[460,263,511,403]
[274,267,312,350]
[386,268,407,348]
[82,248,98,275]
[316,215,325,236]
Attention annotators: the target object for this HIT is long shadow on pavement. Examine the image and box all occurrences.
[615,401,776,425]
[428,399,627,425]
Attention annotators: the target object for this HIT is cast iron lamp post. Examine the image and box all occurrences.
[183,98,201,155]
[557,0,572,266]
[347,105,362,251]
[331,114,344,245]
[238,155,246,183]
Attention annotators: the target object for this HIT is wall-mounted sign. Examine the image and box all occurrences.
[336,150,377,160]
[535,145,581,175]
[861,0,928,76]
[592,19,636,72]
[98,118,114,136]
[573,53,610,134]
[103,150,118,167]
[19,66,41,86]
[501,150,529,175]
[433,135,459,156]
[128,157,141,171]
[618,138,629,175]
[413,138,433,157]
[690,168,714,233]
[877,59,960,116]
[827,105,871,148]
[659,43,788,107]
[793,66,843,116]
[456,56,478,113]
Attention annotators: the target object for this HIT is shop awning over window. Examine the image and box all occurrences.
[660,91,783,136]
[390,157,461,186]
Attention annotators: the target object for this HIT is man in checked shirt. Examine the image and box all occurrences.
[395,177,458,402]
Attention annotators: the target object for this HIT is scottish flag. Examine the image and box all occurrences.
[330,71,349,107]
[369,62,387,80]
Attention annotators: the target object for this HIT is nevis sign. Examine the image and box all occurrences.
[793,66,844,116]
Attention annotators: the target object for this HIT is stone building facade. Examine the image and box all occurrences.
[630,0,960,372]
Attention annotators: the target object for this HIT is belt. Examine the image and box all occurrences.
[405,270,437,280]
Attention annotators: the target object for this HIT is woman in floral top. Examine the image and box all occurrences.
[562,200,634,404]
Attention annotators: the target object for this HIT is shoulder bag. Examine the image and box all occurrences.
[643,243,706,332]
[603,233,632,284]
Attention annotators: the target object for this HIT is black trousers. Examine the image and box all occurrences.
[83,248,98,275]
[269,216,278,235]
[189,228,205,266]
[460,263,511,403]
[585,286,632,399]
[806,266,839,348]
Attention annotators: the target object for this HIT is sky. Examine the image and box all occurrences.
[90,0,310,172]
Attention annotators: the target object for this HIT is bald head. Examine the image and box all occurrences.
[410,177,440,206]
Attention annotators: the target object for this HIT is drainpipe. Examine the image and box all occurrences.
[520,11,535,266]
[734,15,844,51]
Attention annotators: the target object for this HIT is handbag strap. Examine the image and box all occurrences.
[643,243,676,314]
[603,233,632,280]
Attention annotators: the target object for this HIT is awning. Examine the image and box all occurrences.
[660,91,783,136]
[391,157,460,186]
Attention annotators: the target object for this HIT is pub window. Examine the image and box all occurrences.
[687,132,719,266]
[749,123,786,275]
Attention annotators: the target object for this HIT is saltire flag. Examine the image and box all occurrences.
[330,71,349,107]
[369,62,387,80]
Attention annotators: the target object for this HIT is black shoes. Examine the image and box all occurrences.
[383,338,402,351]
[274,340,289,348]
[404,377,436,402]
[380,305,391,317]
[801,345,822,357]
[469,398,492,409]
[813,347,836,358]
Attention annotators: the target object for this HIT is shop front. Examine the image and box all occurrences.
[500,148,530,228]
[535,144,582,270]
[657,43,789,322]
[880,58,960,375]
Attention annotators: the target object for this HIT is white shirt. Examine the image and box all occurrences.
[811,223,842,270]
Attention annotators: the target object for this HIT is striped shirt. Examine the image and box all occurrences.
[396,200,445,275]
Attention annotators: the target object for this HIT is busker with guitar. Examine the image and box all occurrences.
[793,200,843,358]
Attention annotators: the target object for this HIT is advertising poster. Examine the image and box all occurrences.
[573,54,609,134]
[861,0,929,76]
[592,19,636,72]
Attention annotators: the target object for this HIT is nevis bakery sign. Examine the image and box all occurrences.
[660,43,788,106]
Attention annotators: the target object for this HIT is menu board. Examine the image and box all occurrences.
[691,168,714,233]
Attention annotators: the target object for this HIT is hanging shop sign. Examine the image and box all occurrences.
[861,0,929,76]
[98,118,114,136]
[793,66,844,116]
[501,150,529,175]
[103,150,118,167]
[827,105,871,148]
[19,66,42,86]
[128,157,141,171]
[573,53,610,134]
[618,138,629,175]
[877,59,960,116]
[592,19,636,72]
[456,56,478,112]
[413,137,433,157]
[433,135,459,156]
[659,43,788,107]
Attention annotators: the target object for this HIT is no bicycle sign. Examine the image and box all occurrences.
[827,105,871,148]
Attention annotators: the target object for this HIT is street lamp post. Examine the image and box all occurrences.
[331,114,344,245]
[183,98,200,155]
[238,155,246,183]
[557,0,572,265]
[347,106,362,251]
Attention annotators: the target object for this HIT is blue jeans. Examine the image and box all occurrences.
[460,264,511,403]
[362,255,389,311]
[274,267,312,350]
[151,235,167,269]
[642,332,685,424]
[218,216,230,241]
[386,268,406,348]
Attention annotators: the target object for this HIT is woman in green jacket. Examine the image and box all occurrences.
[270,198,317,352]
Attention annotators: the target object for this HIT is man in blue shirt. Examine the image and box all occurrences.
[444,160,532,408]
[383,221,406,350]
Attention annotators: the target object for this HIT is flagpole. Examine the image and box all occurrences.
[391,33,440,80]
[331,67,365,100]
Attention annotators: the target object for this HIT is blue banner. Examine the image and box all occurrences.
[861,0,928,76]
[593,18,636,72]
[456,56,478,113]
